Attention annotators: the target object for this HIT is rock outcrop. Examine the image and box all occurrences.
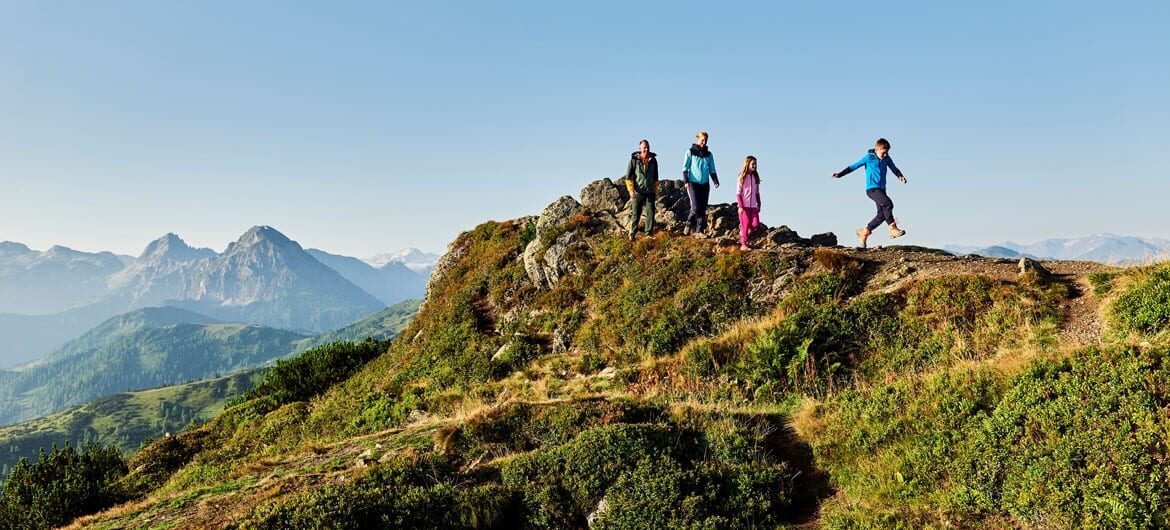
[522,178,838,289]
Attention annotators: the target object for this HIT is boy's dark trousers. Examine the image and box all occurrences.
[686,182,710,233]
[629,192,655,235]
[866,188,895,231]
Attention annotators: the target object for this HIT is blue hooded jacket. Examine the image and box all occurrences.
[683,144,718,186]
[838,149,903,190]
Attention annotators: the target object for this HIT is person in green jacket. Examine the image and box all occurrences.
[625,139,659,240]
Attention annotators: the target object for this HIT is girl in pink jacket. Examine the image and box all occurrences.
[737,156,761,251]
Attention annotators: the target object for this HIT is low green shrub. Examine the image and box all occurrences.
[809,346,1170,528]
[244,339,389,406]
[237,453,512,530]
[500,419,802,529]
[1110,266,1170,335]
[952,347,1170,528]
[1088,270,1119,296]
[0,443,128,530]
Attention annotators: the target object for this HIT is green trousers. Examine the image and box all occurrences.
[629,193,655,235]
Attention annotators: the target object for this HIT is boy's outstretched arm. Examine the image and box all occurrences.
[831,155,868,179]
[888,157,908,183]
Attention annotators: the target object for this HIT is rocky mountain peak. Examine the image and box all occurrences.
[0,241,32,256]
[138,233,213,263]
[223,226,300,256]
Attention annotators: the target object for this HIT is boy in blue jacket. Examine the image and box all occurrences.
[832,138,908,248]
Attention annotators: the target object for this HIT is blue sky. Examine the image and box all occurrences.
[0,1,1166,257]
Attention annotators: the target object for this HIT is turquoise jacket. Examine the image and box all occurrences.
[838,149,903,190]
[683,144,719,186]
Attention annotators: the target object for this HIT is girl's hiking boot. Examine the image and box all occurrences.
[856,228,870,249]
[889,227,906,239]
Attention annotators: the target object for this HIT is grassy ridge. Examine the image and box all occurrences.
[0,370,265,482]
[26,214,1170,529]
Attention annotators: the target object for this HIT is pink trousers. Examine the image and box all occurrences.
[739,207,760,246]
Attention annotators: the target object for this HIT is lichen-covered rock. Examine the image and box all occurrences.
[524,195,589,288]
[763,226,802,247]
[1018,257,1053,283]
[580,178,628,213]
[422,236,469,308]
[523,229,583,289]
[536,196,583,240]
[542,232,577,286]
[522,239,548,288]
[707,204,741,237]
[810,232,838,247]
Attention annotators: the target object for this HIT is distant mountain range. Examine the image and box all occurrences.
[0,227,439,367]
[366,248,440,274]
[0,242,126,315]
[945,234,1170,265]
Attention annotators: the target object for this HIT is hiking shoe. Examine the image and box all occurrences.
[683,225,691,236]
[628,232,636,241]
[856,228,869,249]
[889,227,906,239]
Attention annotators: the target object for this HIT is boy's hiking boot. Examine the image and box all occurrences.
[683,225,692,236]
[856,228,870,249]
[628,232,636,241]
[889,227,906,239]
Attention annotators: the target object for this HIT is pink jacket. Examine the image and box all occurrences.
[736,173,760,209]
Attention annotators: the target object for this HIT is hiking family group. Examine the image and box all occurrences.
[625,132,909,250]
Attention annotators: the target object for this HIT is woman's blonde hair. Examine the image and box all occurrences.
[695,131,708,140]
[738,155,759,186]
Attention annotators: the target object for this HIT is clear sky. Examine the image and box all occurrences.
[1,1,1166,258]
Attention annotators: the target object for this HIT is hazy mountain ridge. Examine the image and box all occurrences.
[0,242,125,315]
[306,249,427,306]
[947,233,1170,264]
[0,228,431,367]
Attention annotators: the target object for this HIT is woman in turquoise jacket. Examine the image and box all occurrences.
[683,131,719,236]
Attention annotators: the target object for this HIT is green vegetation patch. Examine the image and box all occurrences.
[1110,265,1170,335]
[689,273,1061,399]
[806,346,1170,528]
[237,453,514,530]
[0,443,128,530]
